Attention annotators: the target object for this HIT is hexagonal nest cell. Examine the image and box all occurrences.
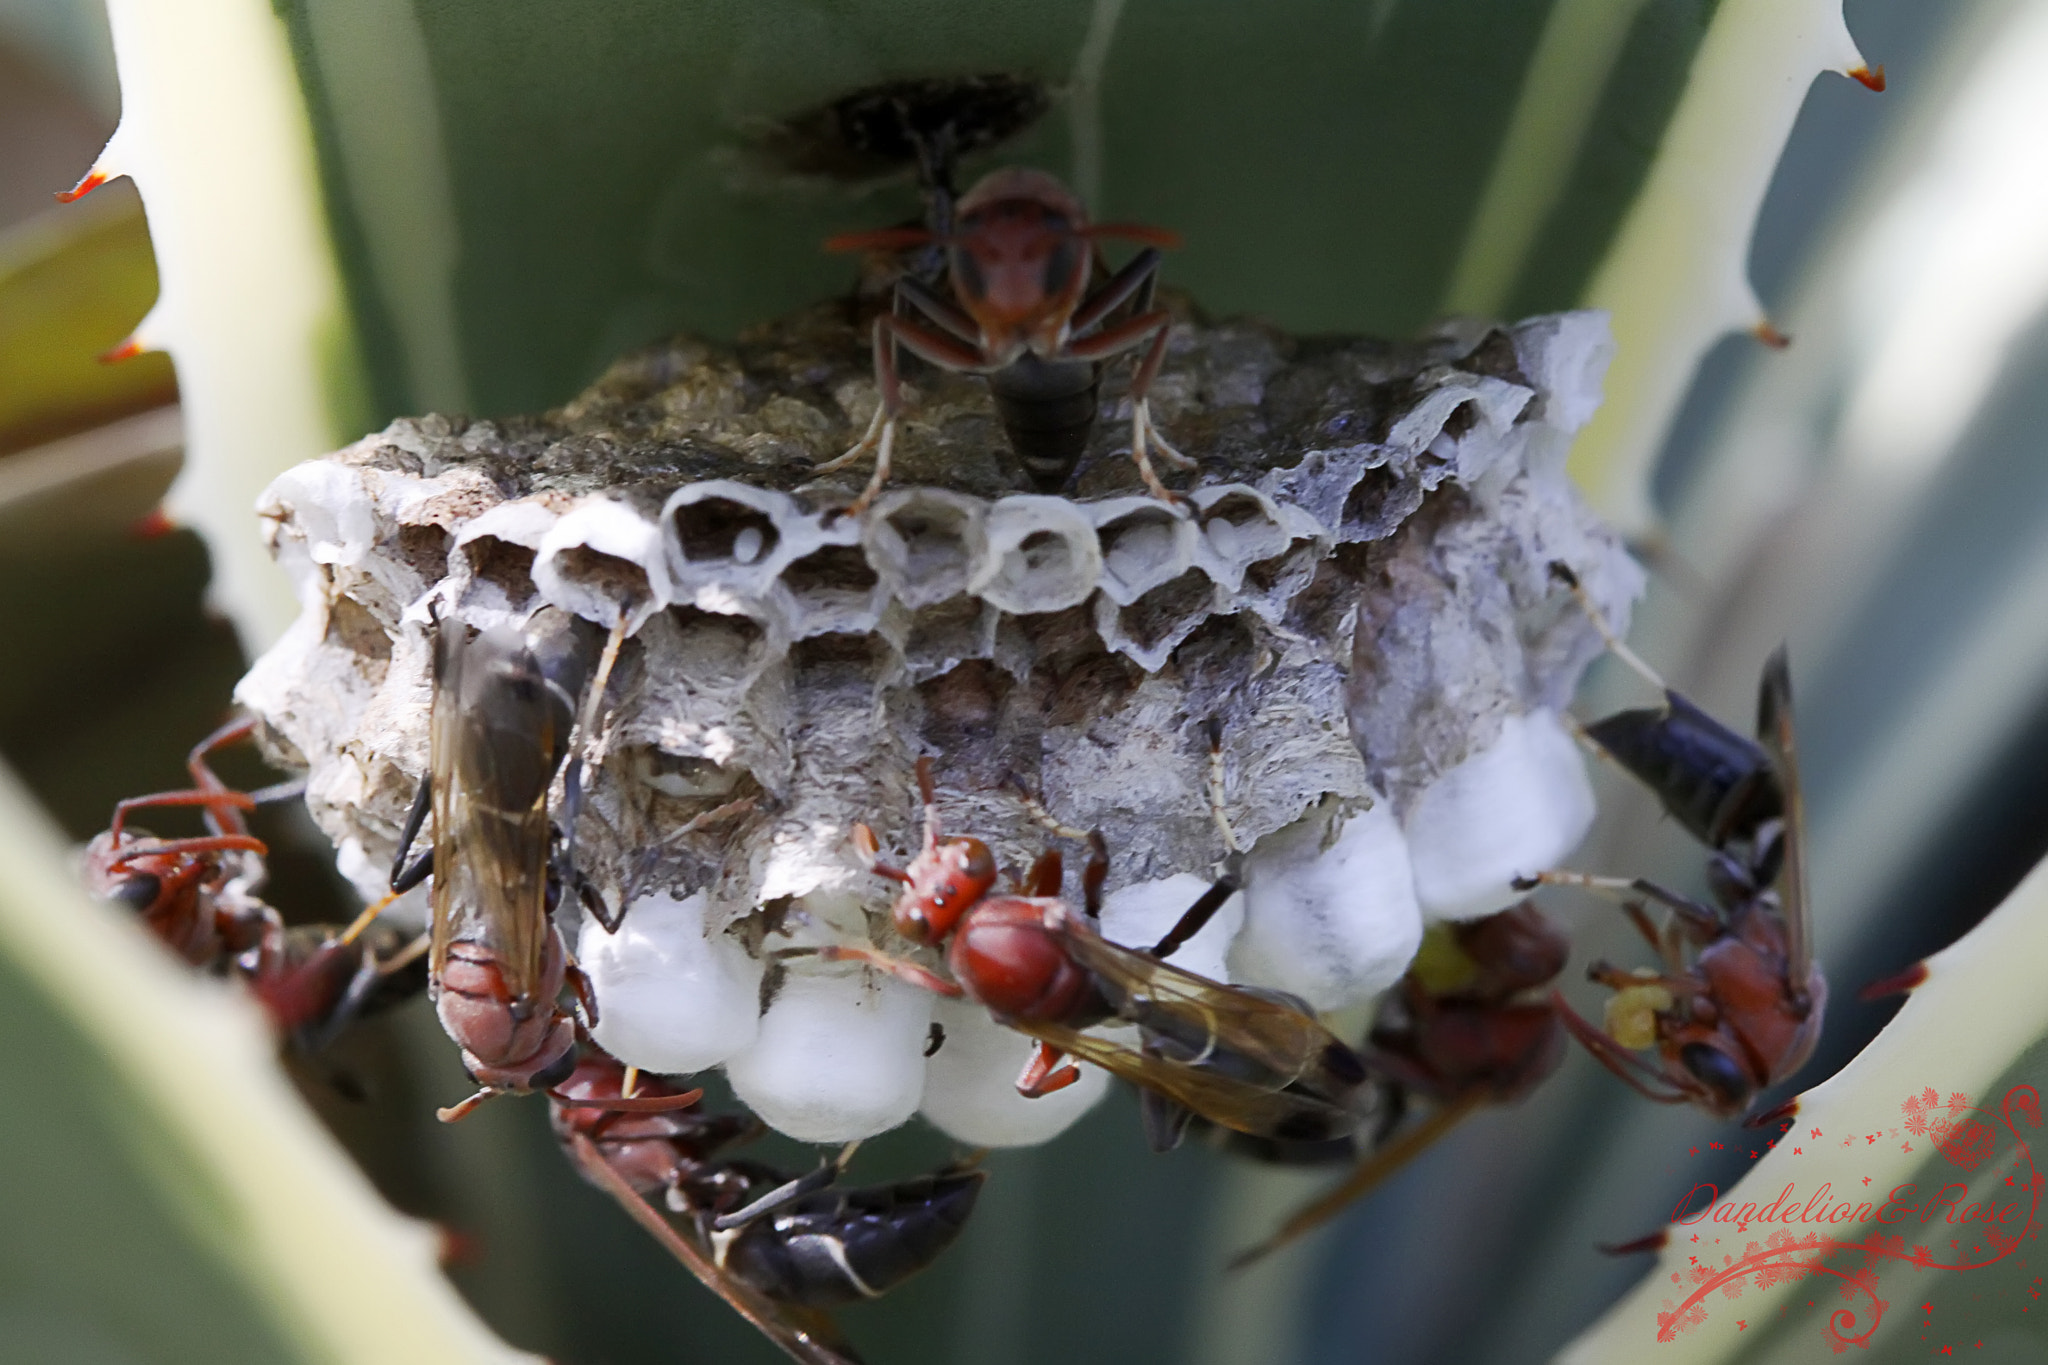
[236,299,1641,1141]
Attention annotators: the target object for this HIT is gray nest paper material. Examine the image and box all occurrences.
[235,301,1639,1145]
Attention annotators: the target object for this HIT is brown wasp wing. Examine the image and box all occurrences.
[564,1133,863,1365]
[428,624,558,1005]
[1756,647,1814,1003]
[1010,908,1368,1141]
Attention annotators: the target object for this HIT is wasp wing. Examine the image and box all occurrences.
[1012,909,1369,1141]
[1013,1013,1365,1144]
[428,622,568,1005]
[564,1133,863,1365]
[1757,647,1814,1003]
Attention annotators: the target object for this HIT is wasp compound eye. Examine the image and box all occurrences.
[1680,1042,1751,1112]
[533,1048,579,1092]
[110,872,163,912]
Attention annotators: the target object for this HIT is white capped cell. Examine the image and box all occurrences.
[580,890,764,1074]
[918,996,1109,1147]
[1096,872,1243,985]
[723,965,934,1143]
[1089,496,1197,606]
[1189,484,1292,592]
[1403,708,1596,920]
[1227,798,1423,1011]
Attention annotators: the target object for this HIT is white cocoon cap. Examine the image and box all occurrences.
[1096,872,1243,984]
[1227,800,1423,1011]
[724,967,934,1143]
[1403,708,1595,920]
[918,996,1108,1147]
[580,891,763,1073]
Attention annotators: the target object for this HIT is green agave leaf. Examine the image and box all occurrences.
[0,757,538,1364]
[75,0,1878,644]
[1560,852,2048,1362]
[0,192,175,455]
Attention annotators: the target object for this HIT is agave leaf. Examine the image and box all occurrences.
[0,756,537,1363]
[1563,0,1875,529]
[0,193,175,455]
[89,0,372,643]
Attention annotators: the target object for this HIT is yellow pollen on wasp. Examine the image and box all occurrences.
[1605,980,1674,1050]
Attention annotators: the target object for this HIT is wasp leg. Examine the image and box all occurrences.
[1081,830,1108,919]
[1016,1040,1082,1097]
[815,944,966,997]
[1065,307,1193,501]
[106,832,267,866]
[1019,848,1064,897]
[817,311,989,520]
[108,787,261,845]
[849,823,913,886]
[1068,246,1162,337]
[1585,960,1702,997]
[182,715,261,837]
[1515,870,1721,941]
[1551,991,1700,1106]
[1147,875,1240,961]
[711,1141,862,1232]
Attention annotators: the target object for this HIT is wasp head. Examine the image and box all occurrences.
[950,167,1090,356]
[895,837,997,944]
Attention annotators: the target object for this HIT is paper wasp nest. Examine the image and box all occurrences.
[237,301,1639,1145]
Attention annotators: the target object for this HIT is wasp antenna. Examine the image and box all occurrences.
[1598,1229,1668,1257]
[1550,560,1667,692]
[550,1087,706,1114]
[436,1087,502,1123]
[336,887,404,946]
[824,226,937,254]
[1857,960,1929,1002]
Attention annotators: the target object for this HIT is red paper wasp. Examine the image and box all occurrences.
[821,758,1370,1148]
[1523,566,1825,1121]
[82,716,281,968]
[1232,902,1570,1265]
[820,167,1190,515]
[363,608,704,1123]
[556,1050,984,1365]
[82,716,432,1051]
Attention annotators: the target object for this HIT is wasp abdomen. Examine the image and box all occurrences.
[987,353,1100,492]
[721,1168,986,1307]
[1584,691,1781,850]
